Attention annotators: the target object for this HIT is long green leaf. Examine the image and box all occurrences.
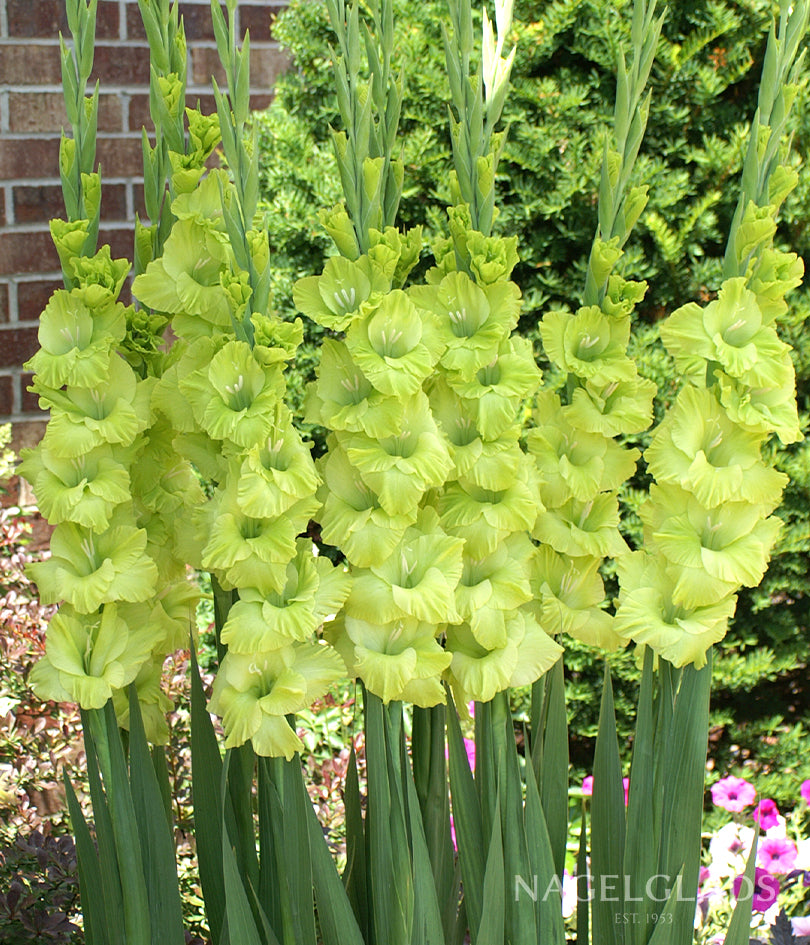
[475,793,504,945]
[404,758,448,945]
[190,644,226,945]
[447,694,485,937]
[623,649,658,945]
[298,761,365,945]
[657,653,712,945]
[342,742,369,936]
[96,702,151,945]
[590,666,625,945]
[724,829,759,945]
[81,727,124,945]
[524,738,565,945]
[539,657,569,879]
[64,772,110,945]
[127,687,185,944]
[576,806,589,945]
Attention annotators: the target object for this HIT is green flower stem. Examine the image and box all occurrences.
[582,0,664,307]
[325,0,403,252]
[723,0,810,278]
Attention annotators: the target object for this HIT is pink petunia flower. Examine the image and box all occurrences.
[753,798,780,831]
[801,780,810,805]
[623,777,630,806]
[733,868,780,912]
[582,775,593,796]
[463,737,476,773]
[757,836,798,875]
[792,917,810,936]
[711,776,756,812]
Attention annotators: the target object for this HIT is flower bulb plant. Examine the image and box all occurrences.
[17,0,810,943]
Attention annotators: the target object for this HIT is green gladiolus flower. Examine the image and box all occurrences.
[29,512,158,613]
[39,356,151,458]
[200,488,301,595]
[140,579,201,654]
[660,278,790,381]
[529,545,621,649]
[427,378,523,489]
[466,230,519,285]
[209,643,346,759]
[600,273,648,319]
[132,218,233,336]
[615,552,737,668]
[716,366,802,445]
[529,391,639,505]
[221,541,351,653]
[25,289,126,389]
[182,339,285,448]
[368,225,423,289]
[645,385,788,508]
[17,443,130,531]
[341,394,453,516]
[128,417,206,516]
[346,290,444,398]
[112,656,174,745]
[455,535,534,649]
[68,245,130,307]
[541,307,635,384]
[409,271,520,379]
[439,462,539,557]
[304,339,405,438]
[534,492,629,558]
[640,483,782,605]
[446,336,541,438]
[317,445,415,567]
[234,409,320,519]
[345,517,464,626]
[563,373,656,437]
[29,603,153,710]
[293,254,386,331]
[445,612,562,706]
[748,247,804,322]
[328,615,451,707]
[250,312,304,359]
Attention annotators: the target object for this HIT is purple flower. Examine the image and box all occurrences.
[753,798,780,830]
[623,777,630,806]
[582,775,593,796]
[711,776,756,812]
[801,780,810,805]
[733,868,780,912]
[757,836,798,875]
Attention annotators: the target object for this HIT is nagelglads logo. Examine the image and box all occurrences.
[513,873,705,903]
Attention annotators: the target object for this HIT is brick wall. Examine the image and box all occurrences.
[0,0,289,452]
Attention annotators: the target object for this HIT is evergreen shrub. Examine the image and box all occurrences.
[254,0,810,764]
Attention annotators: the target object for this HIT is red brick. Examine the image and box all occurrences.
[6,0,120,40]
[98,227,134,263]
[13,183,129,224]
[126,2,224,42]
[12,186,65,225]
[0,284,9,324]
[97,137,148,177]
[91,45,151,85]
[0,139,61,180]
[0,231,59,277]
[0,45,63,85]
[240,6,287,43]
[190,44,288,91]
[0,375,14,418]
[21,374,42,414]
[0,326,40,368]
[0,191,5,228]
[18,281,62,322]
[8,92,124,135]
